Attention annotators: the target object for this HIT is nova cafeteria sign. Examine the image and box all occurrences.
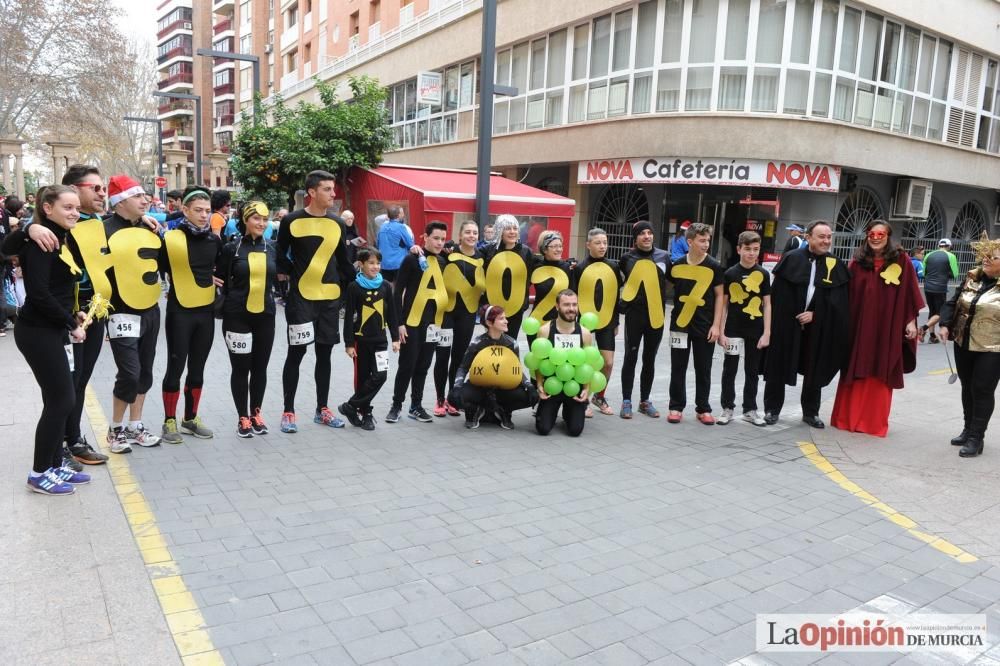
[578,157,841,193]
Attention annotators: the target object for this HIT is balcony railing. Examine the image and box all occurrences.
[213,18,232,35]
[157,45,192,65]
[158,100,194,115]
[157,18,192,41]
[213,82,235,96]
[160,128,176,139]
[215,114,235,128]
[158,72,193,90]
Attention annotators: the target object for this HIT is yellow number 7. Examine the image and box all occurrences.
[671,264,715,329]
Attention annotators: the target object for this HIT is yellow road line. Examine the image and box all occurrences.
[84,386,225,666]
[798,442,977,564]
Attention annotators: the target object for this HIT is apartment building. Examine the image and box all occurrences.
[241,1,1000,270]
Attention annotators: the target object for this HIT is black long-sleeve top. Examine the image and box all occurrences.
[216,234,278,316]
[482,243,537,315]
[572,255,622,331]
[17,219,80,331]
[161,225,222,314]
[393,252,447,328]
[530,258,573,322]
[276,209,354,302]
[618,246,669,315]
[104,213,163,314]
[343,280,399,345]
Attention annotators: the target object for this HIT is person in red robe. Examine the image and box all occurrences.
[831,220,924,436]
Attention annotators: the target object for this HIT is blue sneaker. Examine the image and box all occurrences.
[281,412,298,433]
[26,470,75,496]
[619,400,633,419]
[54,466,91,485]
[315,407,345,428]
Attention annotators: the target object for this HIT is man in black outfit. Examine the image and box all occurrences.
[535,290,594,437]
[387,221,449,424]
[763,220,850,428]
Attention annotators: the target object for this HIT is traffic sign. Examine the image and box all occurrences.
[155,176,167,189]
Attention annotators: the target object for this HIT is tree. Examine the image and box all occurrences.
[231,76,393,208]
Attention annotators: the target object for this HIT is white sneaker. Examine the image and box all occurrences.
[717,408,734,425]
[125,423,161,447]
[743,410,766,426]
[107,427,132,454]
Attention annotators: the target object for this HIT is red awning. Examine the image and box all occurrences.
[363,164,576,218]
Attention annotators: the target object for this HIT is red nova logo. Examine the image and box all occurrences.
[766,162,833,189]
[586,160,634,181]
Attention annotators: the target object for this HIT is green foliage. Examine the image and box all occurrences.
[230,76,393,208]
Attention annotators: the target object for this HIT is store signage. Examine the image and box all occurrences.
[416,71,442,106]
[578,157,841,193]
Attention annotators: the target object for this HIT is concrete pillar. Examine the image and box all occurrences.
[163,149,191,191]
[205,151,229,191]
[14,153,24,198]
[46,140,80,185]
[1,154,11,194]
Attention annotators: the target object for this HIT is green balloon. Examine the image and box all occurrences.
[562,379,581,397]
[543,376,564,396]
[538,359,556,377]
[531,337,553,359]
[574,363,594,384]
[556,363,575,382]
[589,371,608,394]
[523,352,539,371]
[580,312,600,331]
[549,347,568,367]
[566,347,586,366]
[585,345,604,369]
[522,317,541,335]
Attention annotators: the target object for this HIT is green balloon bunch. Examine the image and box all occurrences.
[526,333,607,398]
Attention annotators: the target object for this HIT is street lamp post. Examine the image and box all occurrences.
[124,115,164,200]
[152,90,203,185]
[196,49,261,124]
[475,0,517,233]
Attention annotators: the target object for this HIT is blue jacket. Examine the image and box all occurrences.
[377,220,414,270]
[670,235,689,262]
[910,256,924,281]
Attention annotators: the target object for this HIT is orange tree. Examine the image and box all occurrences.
[231,75,392,208]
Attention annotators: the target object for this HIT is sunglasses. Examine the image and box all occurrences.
[867,231,888,240]
[76,183,106,193]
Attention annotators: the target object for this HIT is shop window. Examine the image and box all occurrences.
[688,0,718,64]
[951,201,989,274]
[756,0,786,65]
[835,187,884,261]
[660,0,682,64]
[901,198,945,250]
[593,184,650,262]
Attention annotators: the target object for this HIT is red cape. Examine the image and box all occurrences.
[842,253,924,389]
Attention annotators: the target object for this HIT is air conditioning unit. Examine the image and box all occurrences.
[183,22,192,29]
[264,43,273,53]
[892,178,933,218]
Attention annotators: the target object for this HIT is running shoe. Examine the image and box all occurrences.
[107,426,132,454]
[237,417,253,438]
[743,410,767,427]
[251,409,268,435]
[361,412,376,431]
[696,412,716,426]
[716,408,734,425]
[338,402,363,428]
[667,411,682,424]
[314,406,345,428]
[465,407,483,429]
[444,401,460,416]
[125,423,161,447]
[408,406,433,423]
[61,446,84,472]
[161,418,183,445]
[53,466,91,485]
[619,400,633,419]
[433,399,447,417]
[69,436,109,464]
[26,469,75,496]
[499,410,514,430]
[638,401,660,418]
[385,404,402,423]
[280,412,298,433]
[591,395,614,415]
[180,416,214,439]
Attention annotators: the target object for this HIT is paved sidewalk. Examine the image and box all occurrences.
[2,303,999,665]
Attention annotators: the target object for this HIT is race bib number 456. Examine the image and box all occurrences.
[108,313,141,339]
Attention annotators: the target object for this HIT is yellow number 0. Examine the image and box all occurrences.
[530,265,570,322]
[291,217,342,301]
[671,264,715,329]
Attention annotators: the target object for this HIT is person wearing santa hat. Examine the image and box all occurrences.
[103,174,163,453]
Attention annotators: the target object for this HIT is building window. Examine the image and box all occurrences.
[286,6,298,30]
[688,0,718,64]
[286,48,298,73]
[660,0,682,64]
[240,34,252,54]
[213,70,232,87]
[240,0,251,25]
[755,0,786,64]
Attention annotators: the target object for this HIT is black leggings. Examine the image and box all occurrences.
[434,311,478,401]
[224,314,275,418]
[283,342,333,412]
[955,343,1000,437]
[16,323,75,473]
[721,333,763,412]
[620,310,664,402]
[669,335,715,413]
[162,310,215,420]
[393,325,435,408]
[461,383,533,415]
[65,318,106,442]
[347,339,388,413]
[535,394,587,437]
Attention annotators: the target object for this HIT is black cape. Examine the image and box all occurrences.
[763,246,850,388]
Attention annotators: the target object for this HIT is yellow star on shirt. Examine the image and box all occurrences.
[360,299,384,330]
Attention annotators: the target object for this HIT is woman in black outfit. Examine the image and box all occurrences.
[15,186,90,495]
[528,230,573,345]
[433,221,485,416]
[482,215,537,339]
[218,201,278,437]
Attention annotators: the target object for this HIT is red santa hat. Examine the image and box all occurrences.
[107,174,145,207]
